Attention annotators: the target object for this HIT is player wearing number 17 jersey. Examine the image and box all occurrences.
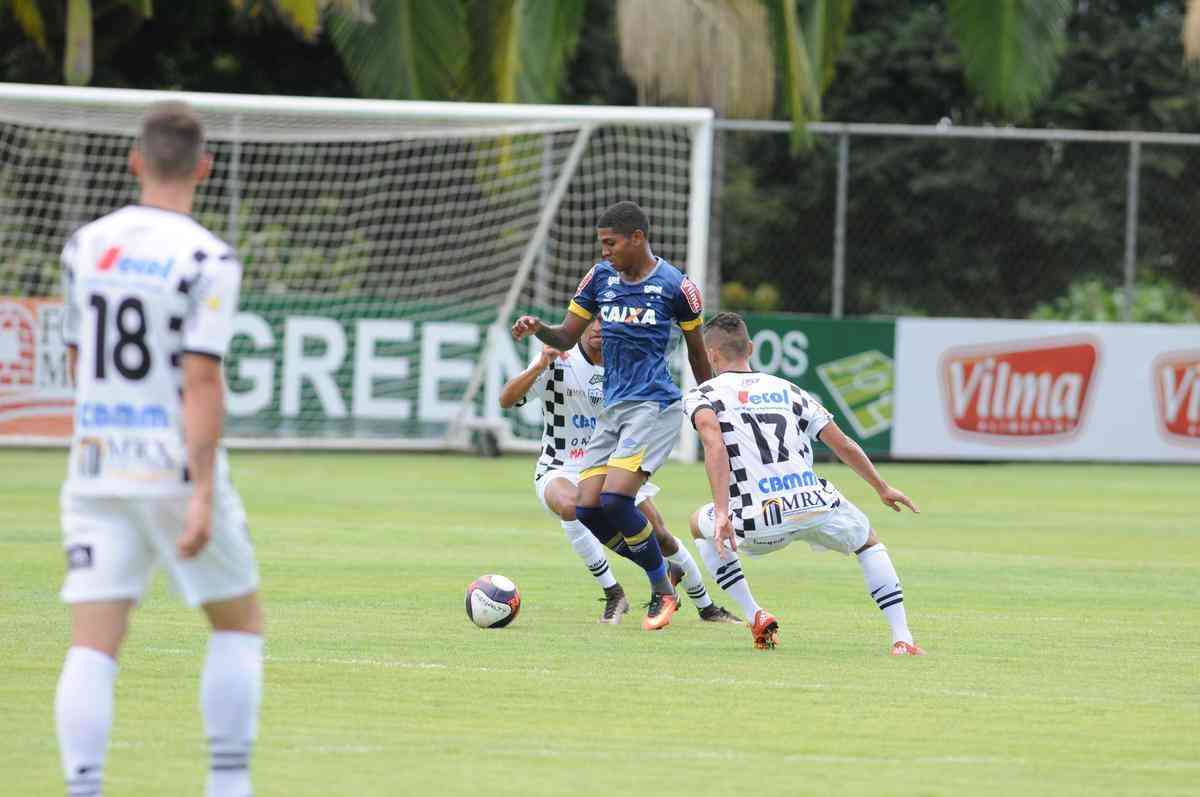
[684,313,926,655]
[55,102,263,797]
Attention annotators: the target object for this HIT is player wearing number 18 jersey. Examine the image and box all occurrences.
[684,313,925,655]
[55,102,263,797]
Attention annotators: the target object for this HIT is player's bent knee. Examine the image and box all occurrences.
[689,510,703,539]
[557,500,578,522]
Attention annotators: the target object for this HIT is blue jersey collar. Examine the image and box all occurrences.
[619,256,662,286]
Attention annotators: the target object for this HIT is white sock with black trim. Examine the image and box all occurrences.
[695,539,761,619]
[665,537,712,609]
[202,631,263,797]
[562,519,617,589]
[56,646,118,797]
[857,543,912,644]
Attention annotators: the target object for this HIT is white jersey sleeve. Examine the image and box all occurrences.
[790,383,834,443]
[182,250,241,359]
[683,384,716,425]
[525,354,552,401]
[61,234,82,347]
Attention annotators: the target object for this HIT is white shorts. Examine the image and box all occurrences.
[59,484,259,607]
[535,469,661,517]
[695,497,871,558]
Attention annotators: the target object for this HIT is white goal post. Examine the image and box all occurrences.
[0,83,713,459]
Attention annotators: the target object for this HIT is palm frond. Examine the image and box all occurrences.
[764,0,819,149]
[617,0,775,120]
[946,0,1070,118]
[329,0,468,100]
[119,0,153,16]
[467,0,585,104]
[1186,0,1200,62]
[271,0,321,42]
[806,0,854,92]
[7,0,49,50]
[64,0,94,86]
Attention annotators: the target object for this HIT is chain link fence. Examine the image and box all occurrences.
[713,121,1200,322]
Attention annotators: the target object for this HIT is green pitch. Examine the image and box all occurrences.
[3,451,1197,796]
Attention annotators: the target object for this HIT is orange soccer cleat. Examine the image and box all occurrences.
[890,641,927,656]
[751,609,779,650]
[642,591,679,631]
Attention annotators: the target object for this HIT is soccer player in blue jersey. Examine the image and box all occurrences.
[512,201,713,630]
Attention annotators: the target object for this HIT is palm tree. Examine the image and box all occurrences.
[0,0,372,86]
[616,0,1074,146]
[328,0,586,104]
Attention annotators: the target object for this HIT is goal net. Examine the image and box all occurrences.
[0,84,713,455]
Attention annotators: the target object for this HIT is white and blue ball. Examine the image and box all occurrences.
[465,574,521,628]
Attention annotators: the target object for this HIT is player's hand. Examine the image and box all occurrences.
[178,492,213,559]
[713,512,737,559]
[538,347,566,367]
[512,315,543,341]
[879,486,920,514]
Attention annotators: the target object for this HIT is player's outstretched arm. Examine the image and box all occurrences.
[694,408,737,556]
[179,353,225,558]
[681,326,714,384]
[498,347,564,409]
[818,422,920,514]
[511,310,588,351]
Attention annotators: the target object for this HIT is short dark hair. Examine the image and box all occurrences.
[138,101,204,179]
[703,311,752,359]
[596,201,649,238]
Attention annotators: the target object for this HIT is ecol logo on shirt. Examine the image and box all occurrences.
[97,246,174,279]
[940,338,1099,438]
[1153,350,1200,444]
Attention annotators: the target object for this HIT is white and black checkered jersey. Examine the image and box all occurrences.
[525,346,604,481]
[61,205,241,497]
[684,371,843,532]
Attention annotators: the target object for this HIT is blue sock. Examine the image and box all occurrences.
[576,505,638,564]
[600,492,671,593]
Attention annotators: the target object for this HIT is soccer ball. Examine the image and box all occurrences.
[464,574,521,628]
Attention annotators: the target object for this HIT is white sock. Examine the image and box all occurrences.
[857,543,912,644]
[562,519,617,589]
[202,632,263,797]
[665,537,712,609]
[56,646,118,797]
[696,538,761,619]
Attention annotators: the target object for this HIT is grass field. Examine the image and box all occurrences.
[3,450,1198,796]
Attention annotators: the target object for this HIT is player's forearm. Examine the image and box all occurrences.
[831,437,888,495]
[66,346,78,386]
[533,324,576,350]
[499,363,546,409]
[182,373,223,498]
[700,432,731,515]
[688,346,713,383]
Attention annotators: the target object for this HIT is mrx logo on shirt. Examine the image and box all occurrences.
[97,246,174,279]
[601,305,658,325]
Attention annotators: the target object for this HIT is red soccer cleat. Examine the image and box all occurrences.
[891,641,927,656]
[751,609,779,650]
[643,592,679,631]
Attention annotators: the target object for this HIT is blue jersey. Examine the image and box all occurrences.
[568,257,703,406]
